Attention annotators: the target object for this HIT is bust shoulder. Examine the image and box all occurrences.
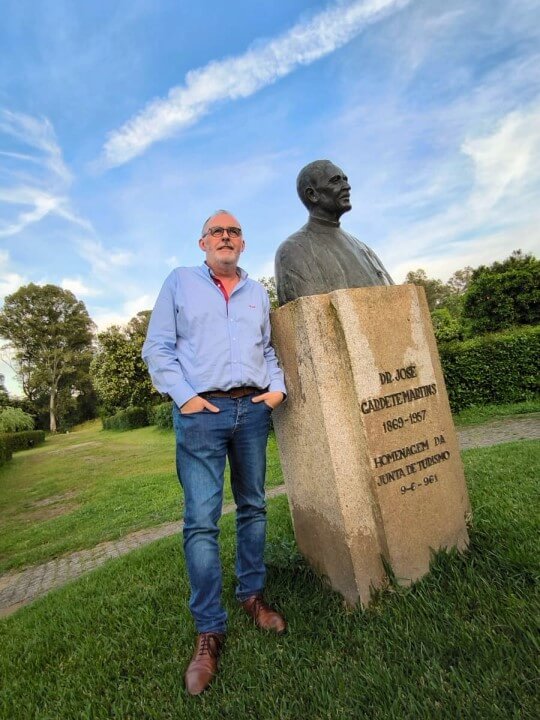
[276,226,311,259]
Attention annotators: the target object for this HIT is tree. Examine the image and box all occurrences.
[446,266,474,295]
[0,374,9,408]
[462,251,540,333]
[91,310,160,416]
[258,276,278,309]
[405,269,451,311]
[0,284,95,432]
[0,407,34,432]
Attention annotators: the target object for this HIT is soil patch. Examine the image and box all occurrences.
[22,503,79,522]
[20,491,79,522]
[46,441,101,455]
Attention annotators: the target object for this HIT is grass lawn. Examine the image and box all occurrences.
[0,420,283,573]
[0,440,538,719]
[0,399,537,574]
[452,398,540,427]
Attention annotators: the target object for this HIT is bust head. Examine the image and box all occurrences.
[296,160,352,222]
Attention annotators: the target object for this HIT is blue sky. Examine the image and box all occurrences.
[1,0,539,392]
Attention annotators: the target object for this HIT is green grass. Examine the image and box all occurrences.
[452,399,540,427]
[1,399,538,574]
[0,440,538,719]
[0,421,283,573]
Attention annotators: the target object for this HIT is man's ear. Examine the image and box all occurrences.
[198,237,206,251]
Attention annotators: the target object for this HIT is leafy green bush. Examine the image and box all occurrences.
[462,251,540,333]
[0,407,34,433]
[431,308,462,343]
[150,401,174,429]
[439,325,540,412]
[0,435,12,466]
[0,430,45,452]
[102,406,149,431]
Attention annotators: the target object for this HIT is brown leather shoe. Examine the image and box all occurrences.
[240,594,287,634]
[184,632,225,696]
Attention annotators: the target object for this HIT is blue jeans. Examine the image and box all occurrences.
[172,394,272,634]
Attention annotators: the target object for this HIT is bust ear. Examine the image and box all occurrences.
[305,187,318,205]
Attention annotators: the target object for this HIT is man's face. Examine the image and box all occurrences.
[199,212,245,270]
[311,163,351,218]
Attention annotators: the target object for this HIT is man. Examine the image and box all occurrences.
[275,159,393,306]
[142,210,287,695]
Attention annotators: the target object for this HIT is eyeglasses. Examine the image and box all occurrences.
[204,226,242,238]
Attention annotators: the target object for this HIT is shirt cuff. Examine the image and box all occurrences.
[169,384,198,409]
[268,380,287,397]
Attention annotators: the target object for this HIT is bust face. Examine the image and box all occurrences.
[309,162,351,220]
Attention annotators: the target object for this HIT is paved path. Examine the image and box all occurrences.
[1,415,538,619]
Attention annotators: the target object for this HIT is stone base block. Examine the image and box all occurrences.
[271,285,470,606]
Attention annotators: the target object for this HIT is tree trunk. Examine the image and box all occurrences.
[49,386,57,433]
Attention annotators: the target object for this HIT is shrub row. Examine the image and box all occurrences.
[0,436,12,466]
[150,401,174,429]
[439,325,540,412]
[0,430,46,453]
[102,406,149,431]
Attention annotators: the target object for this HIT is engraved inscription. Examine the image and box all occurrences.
[382,409,427,433]
[361,362,452,499]
[373,439,430,469]
[376,450,451,486]
[361,383,437,414]
[401,474,439,494]
[379,364,418,385]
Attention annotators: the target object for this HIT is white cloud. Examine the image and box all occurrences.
[77,237,134,275]
[102,0,412,167]
[60,277,102,298]
[123,294,155,318]
[91,310,132,332]
[0,110,71,183]
[0,187,64,237]
[462,108,540,215]
[92,294,155,332]
[0,250,26,301]
[386,105,540,281]
[0,110,91,237]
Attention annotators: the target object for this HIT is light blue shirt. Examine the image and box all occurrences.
[142,264,286,408]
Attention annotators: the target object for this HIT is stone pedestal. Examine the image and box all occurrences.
[270,285,470,606]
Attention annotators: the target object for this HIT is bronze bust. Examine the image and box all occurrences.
[275,160,393,306]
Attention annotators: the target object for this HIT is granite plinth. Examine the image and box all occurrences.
[271,285,470,605]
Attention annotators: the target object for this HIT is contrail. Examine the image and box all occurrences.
[102,0,412,168]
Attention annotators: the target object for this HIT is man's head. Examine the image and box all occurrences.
[296,160,351,222]
[199,209,245,274]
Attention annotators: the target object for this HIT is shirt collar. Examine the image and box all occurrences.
[202,262,248,280]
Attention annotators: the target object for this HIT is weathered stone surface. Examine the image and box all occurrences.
[271,285,470,605]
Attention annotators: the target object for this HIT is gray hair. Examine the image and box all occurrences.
[201,209,235,236]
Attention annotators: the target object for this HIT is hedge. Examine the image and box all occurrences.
[102,406,149,431]
[0,436,12,466]
[150,401,174,429]
[439,325,540,412]
[0,430,46,453]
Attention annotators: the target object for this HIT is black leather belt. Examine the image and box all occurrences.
[200,386,264,399]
